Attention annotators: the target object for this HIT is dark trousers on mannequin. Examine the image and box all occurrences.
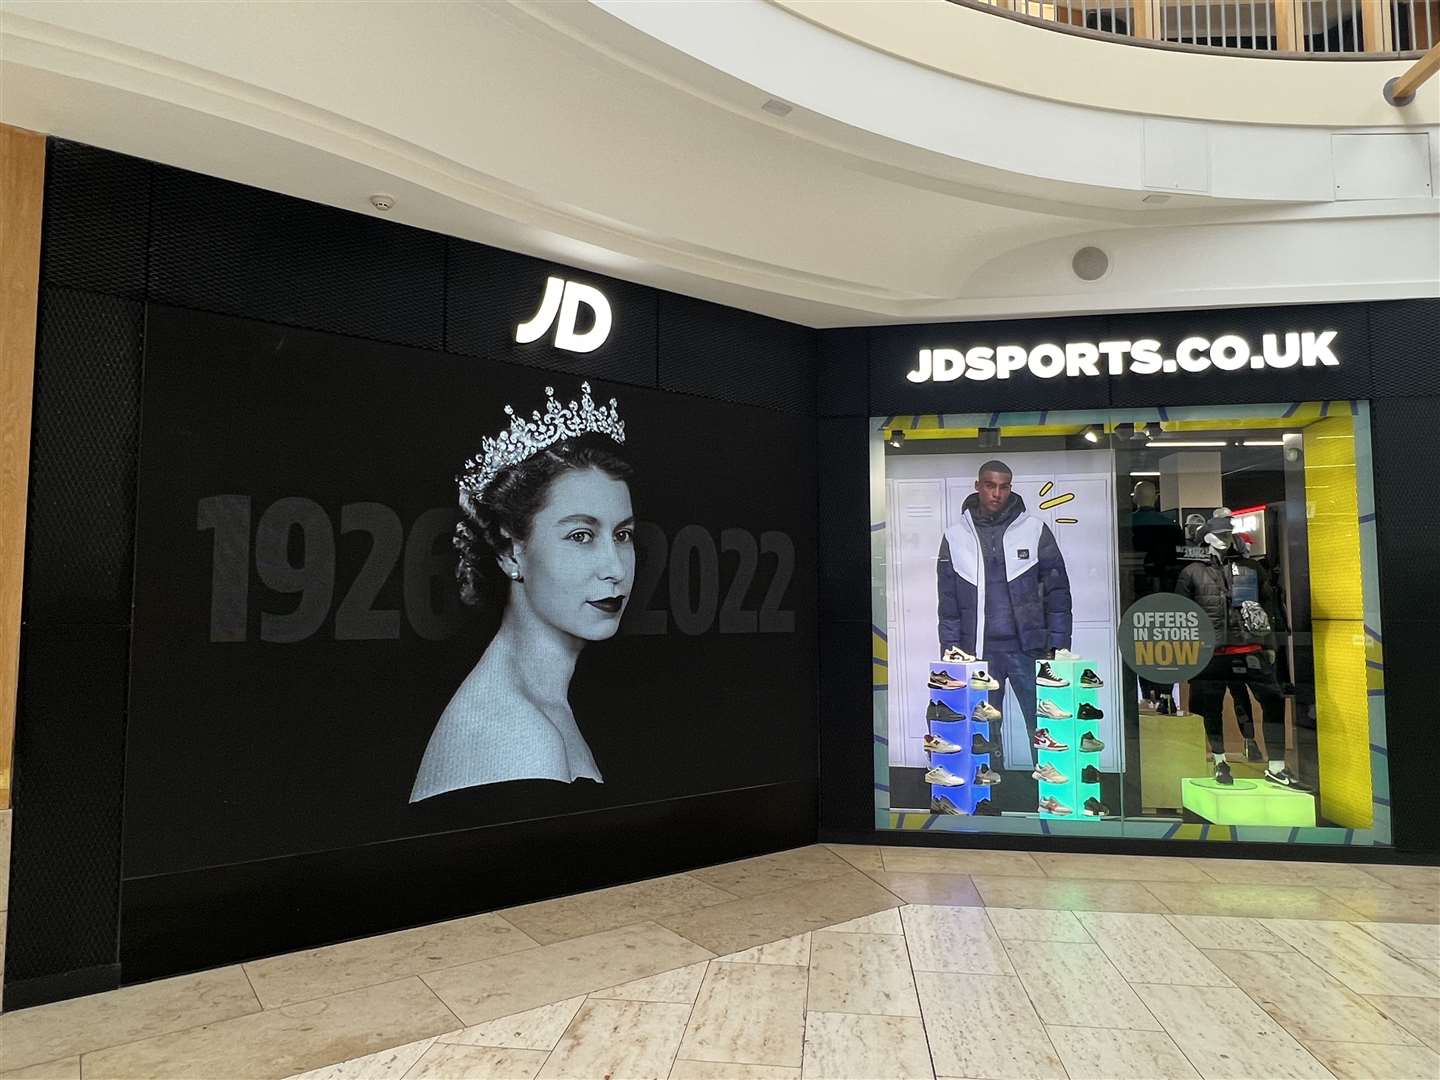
[1189,651,1286,757]
[983,637,1039,749]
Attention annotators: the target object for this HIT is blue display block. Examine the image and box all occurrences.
[1033,657,1106,820]
[925,659,995,815]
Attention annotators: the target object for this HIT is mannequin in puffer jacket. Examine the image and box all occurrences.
[937,461,1072,749]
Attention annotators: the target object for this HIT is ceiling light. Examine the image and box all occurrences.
[1129,471,1161,477]
[1143,422,1162,439]
[1242,440,1285,446]
[368,193,395,212]
[761,98,793,117]
[888,429,906,448]
[1083,425,1102,443]
[978,427,1001,449]
[1149,441,1228,448]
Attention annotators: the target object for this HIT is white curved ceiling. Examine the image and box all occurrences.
[1,0,1435,326]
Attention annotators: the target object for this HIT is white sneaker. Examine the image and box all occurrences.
[1054,648,1082,661]
[971,670,1000,691]
[973,701,1002,722]
[923,733,964,755]
[925,766,966,787]
[942,646,977,663]
[1038,699,1072,720]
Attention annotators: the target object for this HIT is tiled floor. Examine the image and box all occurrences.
[1,846,1438,1079]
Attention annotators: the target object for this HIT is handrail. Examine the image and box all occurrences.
[950,0,1433,59]
[1385,39,1440,99]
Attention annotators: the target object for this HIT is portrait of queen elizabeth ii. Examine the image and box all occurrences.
[410,383,634,802]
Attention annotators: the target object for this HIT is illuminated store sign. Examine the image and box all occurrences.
[515,276,613,353]
[905,330,1339,383]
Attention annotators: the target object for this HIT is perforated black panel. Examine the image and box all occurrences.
[41,141,150,299]
[1372,396,1440,626]
[24,289,144,627]
[1370,299,1440,398]
[149,166,445,349]
[816,329,869,417]
[658,293,816,413]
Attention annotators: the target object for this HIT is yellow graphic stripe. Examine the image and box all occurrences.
[1039,493,1075,510]
[1039,481,1054,497]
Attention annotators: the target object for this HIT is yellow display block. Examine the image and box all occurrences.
[1140,710,1209,813]
[1181,777,1316,828]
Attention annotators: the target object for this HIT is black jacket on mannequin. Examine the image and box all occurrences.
[1175,551,1280,650]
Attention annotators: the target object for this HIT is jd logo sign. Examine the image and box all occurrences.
[515,276,613,354]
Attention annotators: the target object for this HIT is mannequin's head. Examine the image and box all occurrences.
[1131,480,1159,511]
[1202,513,1235,554]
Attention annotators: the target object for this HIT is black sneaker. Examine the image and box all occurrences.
[1036,661,1069,687]
[927,701,965,723]
[1214,761,1233,785]
[931,795,966,816]
[1081,764,1101,784]
[1078,702,1104,720]
[1080,668,1104,688]
[1079,731,1105,753]
[1244,738,1263,762]
[1264,767,1311,791]
[971,733,1001,755]
[1083,797,1112,816]
[973,798,1001,816]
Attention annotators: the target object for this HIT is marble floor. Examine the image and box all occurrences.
[1,845,1438,1080]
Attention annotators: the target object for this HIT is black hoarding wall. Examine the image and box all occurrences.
[817,299,1440,862]
[8,140,820,1007]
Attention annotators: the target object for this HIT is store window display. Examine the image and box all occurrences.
[872,402,1389,846]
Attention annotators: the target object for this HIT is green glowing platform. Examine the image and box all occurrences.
[1181,777,1316,828]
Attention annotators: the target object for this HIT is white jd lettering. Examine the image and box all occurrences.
[515,277,613,354]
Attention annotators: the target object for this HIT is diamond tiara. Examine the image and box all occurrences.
[459,382,625,498]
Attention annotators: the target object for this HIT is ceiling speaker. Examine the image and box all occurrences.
[1072,246,1110,282]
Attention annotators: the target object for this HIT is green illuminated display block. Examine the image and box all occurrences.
[1181,777,1316,828]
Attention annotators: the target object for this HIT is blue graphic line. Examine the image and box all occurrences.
[1364,624,1383,642]
[1039,818,1051,836]
[1359,513,1375,524]
[988,412,1001,427]
[1287,828,1300,844]
[873,658,889,668]
[1370,744,1389,756]
[1375,796,1392,807]
[1200,824,1210,841]
[870,521,886,532]
[910,415,921,430]
[1321,400,1331,418]
[1344,829,1355,844]
[875,783,891,793]
[873,624,889,641]
[1366,660,1384,670]
[1349,400,1359,416]
[897,813,907,829]
[938,414,948,428]
[1281,402,1301,417]
[873,734,889,746]
[1038,410,1049,424]
[1367,689,1386,697]
[1158,406,1170,420]
[879,415,895,429]
[922,813,937,831]
[1162,822,1182,839]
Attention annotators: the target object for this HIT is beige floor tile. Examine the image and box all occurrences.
[1320,886,1440,924]
[668,1060,799,1079]
[591,962,709,1004]
[0,965,260,1072]
[880,848,1043,877]
[284,1037,437,1080]
[715,934,811,967]
[901,905,1012,975]
[79,976,460,1080]
[984,907,1091,943]
[1367,995,1440,1052]
[655,871,900,957]
[438,997,585,1051]
[676,962,806,1068]
[1413,956,1440,976]
[1263,918,1440,997]
[244,913,538,1008]
[1135,984,1334,1079]
[687,847,855,899]
[863,872,981,907]
[1357,865,1440,891]
[802,1012,933,1080]
[1356,921,1440,959]
[824,845,884,875]
[0,1058,80,1080]
[1076,912,1233,987]
[806,932,920,1017]
[916,972,1066,1080]
[1005,940,1162,1031]
[1204,948,1420,1046]
[538,998,691,1080]
[1045,1026,1201,1080]
[1034,852,1210,883]
[1299,1040,1440,1080]
[422,922,712,1027]
[1145,880,1366,921]
[972,875,1169,914]
[1192,858,1395,890]
[502,874,737,945]
[404,1044,548,1080]
[1165,914,1296,953]
[822,908,903,934]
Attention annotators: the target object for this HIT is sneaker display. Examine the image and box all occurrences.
[1036,661,1069,688]
[1038,699,1072,720]
[971,733,1001,755]
[1081,764,1101,784]
[1214,760,1234,785]
[970,669,1000,691]
[1038,796,1072,815]
[1080,668,1104,688]
[1138,696,1159,713]
[973,798,1001,816]
[1054,648,1082,661]
[1032,763,1068,784]
[1244,738,1263,762]
[1264,767,1312,791]
[1033,728,1070,751]
[927,701,965,723]
[1079,731,1105,753]
[931,794,966,816]
[923,733,965,755]
[925,765,966,787]
[974,764,1002,785]
[929,670,965,690]
[942,645,977,663]
[973,701,1002,723]
[1077,702,1104,720]
[1083,797,1112,816]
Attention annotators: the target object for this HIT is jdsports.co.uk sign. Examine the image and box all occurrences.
[904,330,1340,383]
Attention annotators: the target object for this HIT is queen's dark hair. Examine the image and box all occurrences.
[455,433,633,607]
